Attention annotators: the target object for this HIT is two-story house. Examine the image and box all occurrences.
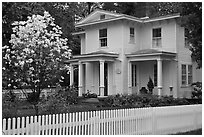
[67,9,202,98]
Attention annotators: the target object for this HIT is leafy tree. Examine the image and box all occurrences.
[3,11,71,115]
[150,2,202,68]
[102,2,148,17]
[180,2,202,68]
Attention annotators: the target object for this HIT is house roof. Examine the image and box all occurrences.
[75,9,180,28]
[126,49,176,57]
[64,50,119,64]
[75,50,119,58]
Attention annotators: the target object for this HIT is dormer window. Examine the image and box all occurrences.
[152,28,162,48]
[100,14,105,20]
[99,28,107,47]
[129,27,135,43]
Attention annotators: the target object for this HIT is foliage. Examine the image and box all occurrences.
[103,94,190,108]
[139,87,148,94]
[2,91,19,118]
[38,87,78,115]
[191,82,202,99]
[147,77,154,94]
[2,11,71,115]
[82,90,98,98]
[150,2,202,68]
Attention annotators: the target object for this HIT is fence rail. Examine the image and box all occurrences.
[2,104,202,135]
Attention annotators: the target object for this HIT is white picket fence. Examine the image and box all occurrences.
[2,104,202,135]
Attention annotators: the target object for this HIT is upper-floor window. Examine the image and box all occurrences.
[100,14,105,20]
[129,27,135,43]
[181,64,193,86]
[152,28,162,48]
[99,28,107,47]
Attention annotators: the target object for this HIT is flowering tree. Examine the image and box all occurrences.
[3,11,71,114]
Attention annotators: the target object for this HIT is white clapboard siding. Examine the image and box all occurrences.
[2,104,202,135]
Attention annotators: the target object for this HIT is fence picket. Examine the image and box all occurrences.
[69,113,72,135]
[48,115,51,135]
[26,117,29,135]
[12,117,15,135]
[7,118,11,135]
[52,114,55,135]
[38,115,41,135]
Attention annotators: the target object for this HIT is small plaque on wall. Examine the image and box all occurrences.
[116,68,121,74]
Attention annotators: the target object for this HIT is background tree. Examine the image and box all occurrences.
[3,11,71,115]
[150,2,202,68]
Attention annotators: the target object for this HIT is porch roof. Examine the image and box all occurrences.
[65,50,119,64]
[126,49,176,61]
[126,49,176,57]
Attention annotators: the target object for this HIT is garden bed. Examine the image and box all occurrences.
[2,93,202,119]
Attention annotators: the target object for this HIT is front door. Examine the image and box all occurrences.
[104,63,108,96]
[132,64,138,93]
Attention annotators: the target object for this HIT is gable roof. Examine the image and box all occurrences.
[77,9,122,25]
[75,9,180,28]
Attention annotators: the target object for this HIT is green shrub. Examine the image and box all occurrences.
[191,82,202,99]
[147,77,154,94]
[103,94,191,108]
[2,90,18,118]
[82,90,97,98]
[38,86,78,115]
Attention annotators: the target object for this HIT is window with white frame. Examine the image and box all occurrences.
[130,27,135,43]
[181,64,193,86]
[152,28,162,48]
[99,28,107,47]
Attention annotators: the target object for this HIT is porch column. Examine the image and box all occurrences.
[69,64,74,86]
[78,61,83,96]
[128,61,132,94]
[157,58,163,96]
[99,60,105,96]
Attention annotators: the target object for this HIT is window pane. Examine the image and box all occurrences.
[152,38,161,47]
[100,38,107,47]
[181,65,187,85]
[130,28,134,35]
[99,29,107,38]
[188,65,192,84]
[100,14,105,19]
[182,65,186,74]
[153,28,161,38]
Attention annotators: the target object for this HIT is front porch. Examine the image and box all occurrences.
[67,51,119,97]
[126,49,177,97]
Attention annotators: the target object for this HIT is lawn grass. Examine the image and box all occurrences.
[172,128,202,135]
